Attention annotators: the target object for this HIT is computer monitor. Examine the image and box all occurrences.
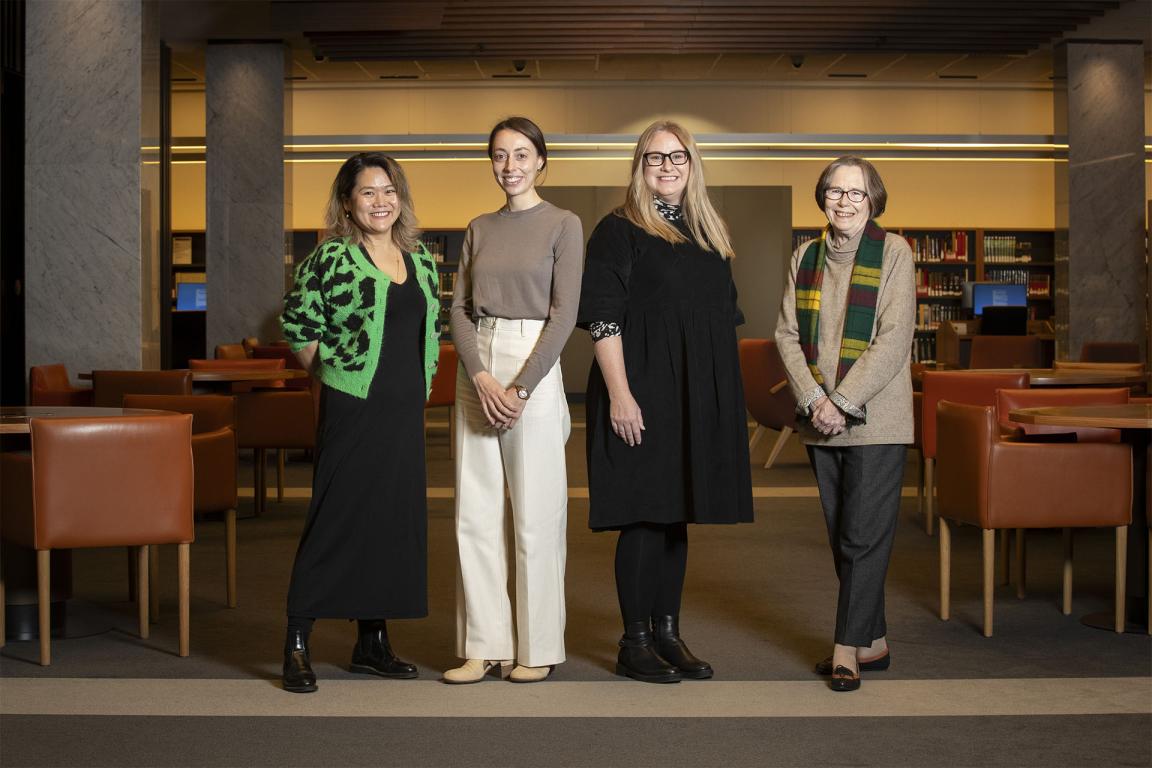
[175,282,207,311]
[965,282,1027,316]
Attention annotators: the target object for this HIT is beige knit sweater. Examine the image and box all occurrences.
[774,229,916,446]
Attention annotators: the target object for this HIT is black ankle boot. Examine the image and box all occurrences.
[282,628,317,693]
[652,615,713,679]
[350,620,418,679]
[616,620,681,684]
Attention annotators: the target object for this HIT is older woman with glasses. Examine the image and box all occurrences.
[775,155,915,692]
[578,120,753,684]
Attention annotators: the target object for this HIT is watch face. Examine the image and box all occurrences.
[516,387,529,399]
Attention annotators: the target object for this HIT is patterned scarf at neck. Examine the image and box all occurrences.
[795,220,885,386]
[652,197,683,222]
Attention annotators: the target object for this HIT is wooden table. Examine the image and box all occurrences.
[1009,404,1152,633]
[971,368,1147,388]
[78,369,309,384]
[1,406,177,434]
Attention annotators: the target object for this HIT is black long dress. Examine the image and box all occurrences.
[578,213,754,530]
[286,252,428,619]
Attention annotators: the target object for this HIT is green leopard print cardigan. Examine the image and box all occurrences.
[281,237,441,399]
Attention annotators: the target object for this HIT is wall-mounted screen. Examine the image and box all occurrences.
[175,282,207,311]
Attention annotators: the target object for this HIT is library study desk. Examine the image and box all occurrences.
[1009,404,1152,634]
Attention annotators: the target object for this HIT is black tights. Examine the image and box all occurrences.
[614,523,688,625]
[286,617,386,644]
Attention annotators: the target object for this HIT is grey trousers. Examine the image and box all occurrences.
[807,443,906,647]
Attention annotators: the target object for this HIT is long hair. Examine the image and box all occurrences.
[323,152,420,251]
[618,121,735,260]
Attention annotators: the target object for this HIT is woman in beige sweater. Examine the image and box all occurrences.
[775,156,915,692]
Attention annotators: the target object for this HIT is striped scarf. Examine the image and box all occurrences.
[795,220,885,386]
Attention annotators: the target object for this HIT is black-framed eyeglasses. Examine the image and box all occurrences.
[643,151,689,167]
[825,187,868,203]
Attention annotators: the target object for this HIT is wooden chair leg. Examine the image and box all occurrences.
[916,449,924,519]
[998,529,1010,586]
[276,449,286,503]
[1015,528,1027,599]
[748,424,766,453]
[982,529,995,637]
[1062,528,1073,615]
[764,426,793,470]
[1114,526,1127,633]
[924,457,935,536]
[137,546,150,639]
[253,448,266,517]
[226,508,237,608]
[149,544,160,623]
[178,542,190,657]
[939,516,951,620]
[37,549,50,666]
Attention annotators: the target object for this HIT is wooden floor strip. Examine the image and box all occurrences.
[239,487,920,500]
[3,677,1147,719]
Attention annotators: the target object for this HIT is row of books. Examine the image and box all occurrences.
[983,235,1034,263]
[984,269,1051,298]
[915,268,970,297]
[911,336,936,364]
[915,302,963,331]
[421,235,451,264]
[438,272,457,298]
[907,231,969,262]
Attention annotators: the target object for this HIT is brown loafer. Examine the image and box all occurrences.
[829,665,861,692]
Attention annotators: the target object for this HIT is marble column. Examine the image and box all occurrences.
[205,42,285,353]
[25,0,157,373]
[1053,40,1147,361]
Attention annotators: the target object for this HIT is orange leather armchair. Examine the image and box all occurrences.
[0,414,195,664]
[28,364,93,407]
[214,343,249,360]
[1080,342,1141,363]
[91,370,192,407]
[738,339,798,470]
[935,401,1131,636]
[968,335,1044,369]
[124,394,240,608]
[426,343,458,458]
[920,371,1030,535]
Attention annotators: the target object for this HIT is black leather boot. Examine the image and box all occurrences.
[350,620,418,679]
[616,620,681,683]
[282,628,317,693]
[652,615,713,679]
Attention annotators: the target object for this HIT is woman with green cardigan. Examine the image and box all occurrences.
[279,152,440,693]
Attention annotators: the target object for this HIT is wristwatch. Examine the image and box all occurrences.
[514,385,530,400]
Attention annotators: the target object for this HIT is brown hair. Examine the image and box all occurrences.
[488,116,548,175]
[814,155,888,218]
[323,152,420,250]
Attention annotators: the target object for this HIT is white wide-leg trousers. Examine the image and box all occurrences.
[454,317,571,667]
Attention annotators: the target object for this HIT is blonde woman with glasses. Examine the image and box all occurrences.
[578,121,753,684]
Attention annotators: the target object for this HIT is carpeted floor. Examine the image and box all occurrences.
[2,409,1150,767]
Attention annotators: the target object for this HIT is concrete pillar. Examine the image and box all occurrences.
[25,0,158,373]
[1053,40,1147,362]
[205,42,285,352]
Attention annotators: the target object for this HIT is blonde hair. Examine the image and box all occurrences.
[618,121,735,260]
[323,152,420,251]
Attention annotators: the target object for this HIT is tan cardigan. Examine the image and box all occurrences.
[775,230,916,446]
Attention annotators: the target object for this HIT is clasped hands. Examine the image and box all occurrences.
[472,371,524,431]
[810,396,846,436]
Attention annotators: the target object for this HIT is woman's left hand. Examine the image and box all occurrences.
[810,396,846,436]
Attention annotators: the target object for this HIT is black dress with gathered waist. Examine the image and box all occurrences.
[578,213,754,531]
[286,251,428,619]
